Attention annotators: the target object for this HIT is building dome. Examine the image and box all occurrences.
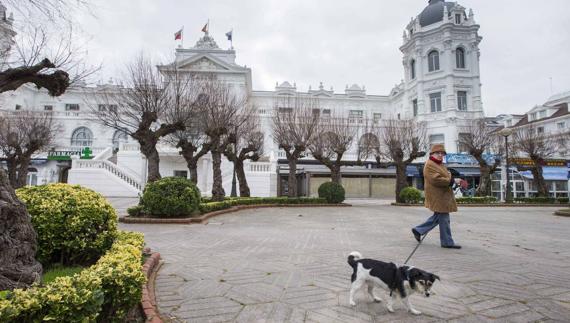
[419,0,455,27]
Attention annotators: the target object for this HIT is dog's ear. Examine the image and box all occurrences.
[431,274,440,281]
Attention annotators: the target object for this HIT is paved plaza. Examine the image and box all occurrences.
[122,202,570,322]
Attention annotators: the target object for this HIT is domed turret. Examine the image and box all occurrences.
[418,0,455,27]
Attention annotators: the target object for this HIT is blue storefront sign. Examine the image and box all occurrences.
[444,153,499,165]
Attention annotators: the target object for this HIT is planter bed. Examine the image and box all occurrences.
[392,203,567,207]
[120,203,351,224]
[554,209,570,217]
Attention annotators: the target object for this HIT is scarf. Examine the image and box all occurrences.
[429,155,443,164]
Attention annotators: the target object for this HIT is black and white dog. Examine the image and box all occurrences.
[347,251,439,315]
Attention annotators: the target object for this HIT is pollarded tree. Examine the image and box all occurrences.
[168,119,211,184]
[224,108,264,197]
[457,118,501,197]
[92,55,190,182]
[0,0,92,290]
[271,96,320,197]
[197,76,247,201]
[0,110,59,188]
[511,125,557,197]
[371,119,427,203]
[308,115,357,184]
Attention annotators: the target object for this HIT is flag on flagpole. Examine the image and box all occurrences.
[201,22,208,33]
[174,28,183,40]
[225,30,232,41]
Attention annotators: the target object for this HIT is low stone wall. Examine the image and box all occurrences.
[141,249,162,323]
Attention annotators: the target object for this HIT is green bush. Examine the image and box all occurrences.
[141,177,201,217]
[16,184,117,266]
[456,196,498,204]
[127,205,144,217]
[0,231,145,323]
[399,187,422,203]
[318,182,345,204]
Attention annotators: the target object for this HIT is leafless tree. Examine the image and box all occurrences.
[91,55,189,182]
[511,125,557,197]
[224,108,264,197]
[271,96,320,197]
[457,118,501,196]
[167,118,211,184]
[198,77,247,201]
[0,111,59,188]
[309,115,357,183]
[367,119,427,203]
[0,0,89,291]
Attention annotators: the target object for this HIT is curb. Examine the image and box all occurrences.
[392,203,567,207]
[554,209,570,217]
[120,203,351,224]
[141,249,162,323]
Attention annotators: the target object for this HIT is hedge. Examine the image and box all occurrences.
[141,177,201,217]
[0,231,145,323]
[399,187,422,204]
[198,197,328,214]
[318,182,345,204]
[456,196,498,204]
[16,184,118,266]
[513,197,569,204]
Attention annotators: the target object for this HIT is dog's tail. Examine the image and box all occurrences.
[348,251,362,268]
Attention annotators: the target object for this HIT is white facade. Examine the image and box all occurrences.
[5,0,556,198]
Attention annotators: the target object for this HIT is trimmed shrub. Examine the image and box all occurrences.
[0,231,145,323]
[318,182,345,204]
[127,205,144,217]
[16,184,118,266]
[198,197,329,214]
[513,197,568,204]
[141,177,201,217]
[456,196,498,204]
[399,187,422,204]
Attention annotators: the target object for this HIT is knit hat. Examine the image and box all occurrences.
[429,144,447,155]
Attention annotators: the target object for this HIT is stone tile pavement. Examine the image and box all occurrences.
[121,203,570,322]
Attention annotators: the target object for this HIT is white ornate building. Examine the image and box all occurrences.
[4,0,565,199]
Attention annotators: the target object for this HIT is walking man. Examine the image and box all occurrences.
[412,144,462,249]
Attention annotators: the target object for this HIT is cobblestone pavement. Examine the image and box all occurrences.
[121,204,570,322]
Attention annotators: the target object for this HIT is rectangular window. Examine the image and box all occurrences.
[430,92,442,112]
[373,113,382,123]
[278,107,293,114]
[98,104,107,112]
[457,133,470,153]
[457,91,467,111]
[557,122,565,129]
[108,104,118,113]
[312,108,320,116]
[397,113,401,120]
[412,99,418,116]
[537,126,544,134]
[44,105,53,111]
[15,104,21,110]
[530,112,536,121]
[65,104,80,111]
[322,109,331,116]
[429,134,445,144]
[455,14,462,24]
[539,110,547,118]
[349,110,363,118]
[173,170,188,178]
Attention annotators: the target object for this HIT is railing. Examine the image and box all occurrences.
[247,162,273,173]
[73,159,143,192]
[93,147,113,160]
[119,143,141,152]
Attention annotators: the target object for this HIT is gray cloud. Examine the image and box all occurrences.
[71,0,570,116]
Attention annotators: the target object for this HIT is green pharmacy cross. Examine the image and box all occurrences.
[80,147,94,159]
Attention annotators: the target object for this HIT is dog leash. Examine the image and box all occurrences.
[403,231,429,265]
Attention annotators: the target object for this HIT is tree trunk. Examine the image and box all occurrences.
[235,160,250,197]
[531,164,549,197]
[141,144,161,183]
[15,156,32,189]
[188,160,198,184]
[0,168,43,290]
[330,164,342,184]
[395,162,408,203]
[287,158,298,197]
[476,165,493,197]
[6,158,18,188]
[211,150,225,201]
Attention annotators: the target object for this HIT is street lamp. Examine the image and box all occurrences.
[498,128,514,203]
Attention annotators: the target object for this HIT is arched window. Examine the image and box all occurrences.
[428,50,440,72]
[456,47,465,68]
[410,59,416,79]
[358,133,380,159]
[112,130,129,151]
[71,127,93,147]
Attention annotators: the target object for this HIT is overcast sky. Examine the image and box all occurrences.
[45,0,570,116]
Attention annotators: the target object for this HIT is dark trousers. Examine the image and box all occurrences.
[414,212,455,247]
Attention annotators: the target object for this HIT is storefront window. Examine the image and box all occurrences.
[554,181,568,191]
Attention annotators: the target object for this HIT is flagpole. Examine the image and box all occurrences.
[231,28,233,49]
[181,26,184,48]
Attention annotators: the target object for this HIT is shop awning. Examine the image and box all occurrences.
[449,167,481,177]
[519,167,570,181]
